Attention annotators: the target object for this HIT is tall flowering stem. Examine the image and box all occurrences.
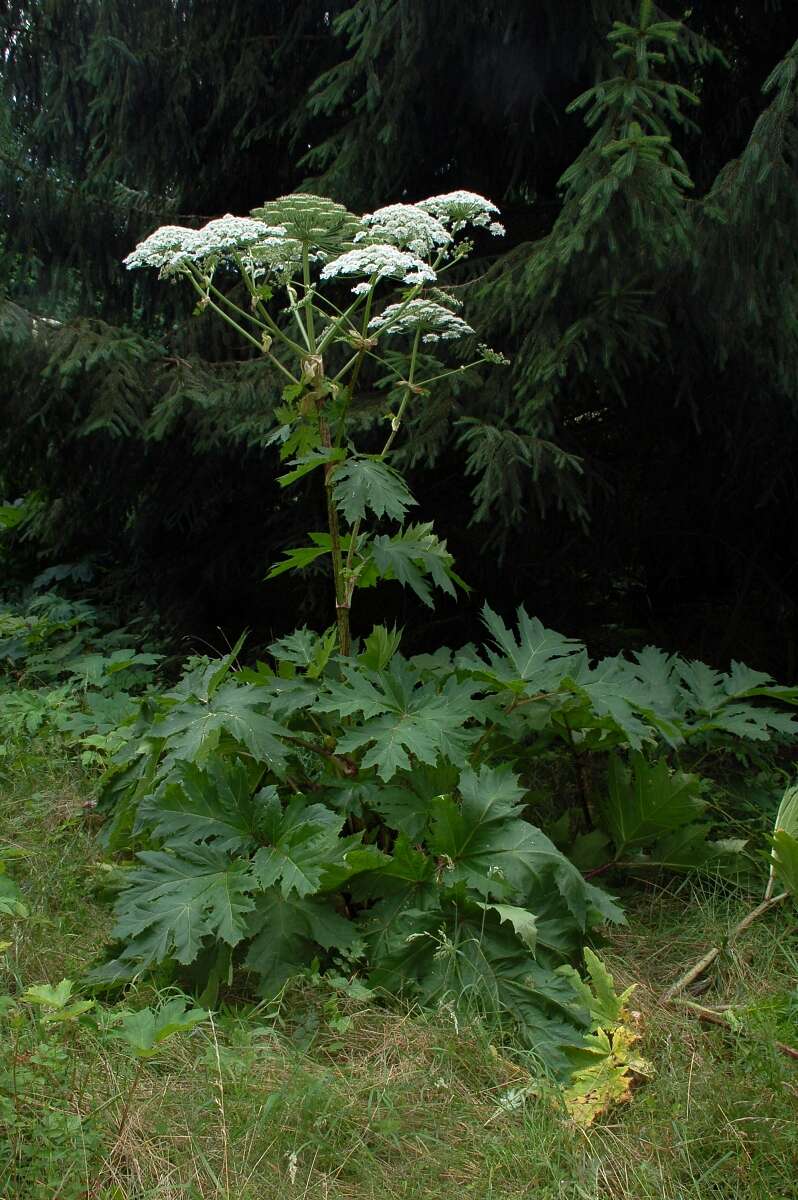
[123,194,507,651]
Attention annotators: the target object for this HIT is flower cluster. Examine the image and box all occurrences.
[355,203,451,258]
[319,244,437,292]
[245,237,307,278]
[417,191,505,237]
[477,342,511,365]
[252,193,362,256]
[123,215,285,274]
[124,193,505,298]
[192,215,283,256]
[368,299,475,343]
[427,287,463,311]
[122,224,198,272]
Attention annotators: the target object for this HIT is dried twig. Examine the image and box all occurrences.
[659,891,789,1004]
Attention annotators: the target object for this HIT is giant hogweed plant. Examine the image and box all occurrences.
[123,191,507,654]
[93,192,798,1075]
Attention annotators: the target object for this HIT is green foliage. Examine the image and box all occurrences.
[104,845,257,969]
[560,946,633,1028]
[0,996,106,1200]
[0,588,160,764]
[4,689,798,1193]
[87,600,798,1064]
[112,995,208,1058]
[0,976,207,1200]
[332,457,417,525]
[599,752,741,869]
[365,524,465,608]
[21,979,95,1022]
[0,852,28,919]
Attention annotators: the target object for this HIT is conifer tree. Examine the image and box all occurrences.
[1,0,797,664]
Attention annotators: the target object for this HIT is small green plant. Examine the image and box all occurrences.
[110,994,209,1144]
[557,948,653,1124]
[112,994,209,1059]
[1,979,103,1200]
[0,979,208,1200]
[494,948,653,1125]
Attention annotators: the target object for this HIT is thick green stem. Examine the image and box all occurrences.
[340,327,422,614]
[319,408,350,655]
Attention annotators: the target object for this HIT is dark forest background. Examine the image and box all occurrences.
[2,0,798,673]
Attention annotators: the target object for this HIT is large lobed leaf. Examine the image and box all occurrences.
[104,845,257,970]
[245,889,361,997]
[251,794,370,898]
[428,764,623,928]
[151,681,289,775]
[366,523,463,608]
[137,757,267,853]
[458,604,583,694]
[318,657,483,780]
[332,457,416,524]
[600,752,705,855]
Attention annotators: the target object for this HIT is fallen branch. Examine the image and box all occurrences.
[659,891,789,1005]
[676,998,798,1062]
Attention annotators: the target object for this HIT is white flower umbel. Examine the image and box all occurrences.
[124,216,285,274]
[417,190,504,235]
[368,299,475,343]
[355,203,452,258]
[320,243,437,291]
[122,225,203,272]
[191,215,285,258]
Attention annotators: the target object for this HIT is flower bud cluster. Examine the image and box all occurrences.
[477,343,511,365]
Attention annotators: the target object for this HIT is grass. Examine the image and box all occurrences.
[2,738,798,1200]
